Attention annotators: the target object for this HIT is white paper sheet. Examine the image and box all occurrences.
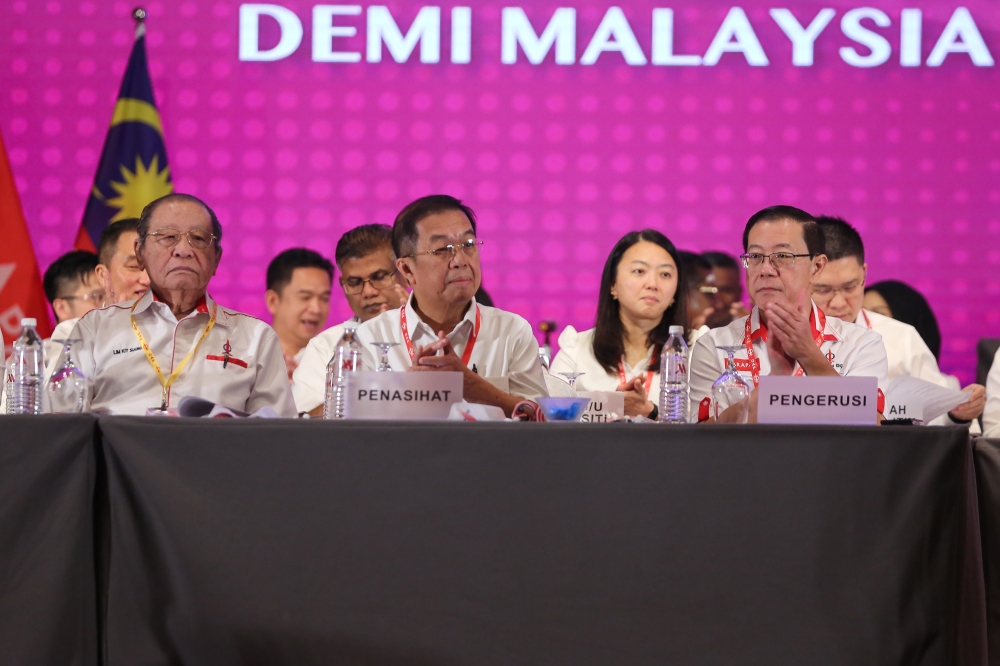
[883,375,968,423]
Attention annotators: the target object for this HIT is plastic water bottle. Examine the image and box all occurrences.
[323,324,362,420]
[8,318,45,415]
[3,362,11,413]
[658,325,689,424]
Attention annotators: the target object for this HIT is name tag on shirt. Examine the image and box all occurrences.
[578,391,625,423]
[346,371,463,420]
[757,376,878,425]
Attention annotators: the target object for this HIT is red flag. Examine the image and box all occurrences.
[0,128,53,356]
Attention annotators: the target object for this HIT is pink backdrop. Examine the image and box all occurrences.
[3,0,999,382]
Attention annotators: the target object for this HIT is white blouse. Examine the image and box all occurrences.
[549,326,661,396]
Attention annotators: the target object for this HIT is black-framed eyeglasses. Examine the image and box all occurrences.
[342,270,397,295]
[146,228,217,250]
[740,252,812,269]
[405,238,483,260]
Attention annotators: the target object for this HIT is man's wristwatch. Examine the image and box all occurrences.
[647,403,658,421]
[949,412,973,425]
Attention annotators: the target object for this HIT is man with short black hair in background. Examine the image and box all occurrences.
[812,215,984,427]
[44,250,102,325]
[702,250,750,326]
[291,224,407,415]
[265,248,334,381]
[95,218,150,307]
[676,251,719,341]
[42,250,102,366]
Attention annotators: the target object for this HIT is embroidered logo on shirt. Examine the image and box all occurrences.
[206,340,247,368]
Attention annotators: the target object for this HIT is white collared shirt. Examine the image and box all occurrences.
[690,302,888,419]
[856,308,978,430]
[72,290,295,416]
[354,295,548,401]
[985,347,1000,437]
[291,316,361,414]
[549,325,710,397]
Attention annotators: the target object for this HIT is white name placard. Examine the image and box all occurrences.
[757,376,878,426]
[883,396,923,422]
[578,391,625,423]
[345,371,463,420]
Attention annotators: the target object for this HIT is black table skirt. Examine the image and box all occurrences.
[0,414,98,666]
[974,438,1000,666]
[97,418,983,666]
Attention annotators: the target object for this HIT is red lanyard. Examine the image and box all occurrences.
[861,310,872,328]
[400,304,481,367]
[741,306,832,388]
[617,361,654,393]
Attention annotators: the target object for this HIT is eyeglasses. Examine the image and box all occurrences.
[405,238,483,260]
[57,291,106,303]
[813,280,864,298]
[146,228,217,250]
[698,285,719,295]
[740,252,812,269]
[342,270,397,295]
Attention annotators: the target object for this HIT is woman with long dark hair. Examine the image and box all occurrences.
[863,280,942,360]
[550,229,688,418]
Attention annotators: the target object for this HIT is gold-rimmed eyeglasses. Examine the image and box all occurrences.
[146,228,217,250]
[405,238,483,261]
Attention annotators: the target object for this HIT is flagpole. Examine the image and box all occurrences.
[133,7,146,38]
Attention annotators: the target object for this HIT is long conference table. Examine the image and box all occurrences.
[1,414,997,665]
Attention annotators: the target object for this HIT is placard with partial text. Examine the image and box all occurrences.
[578,391,625,423]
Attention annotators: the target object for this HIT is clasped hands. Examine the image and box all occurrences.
[409,331,476,378]
[763,298,836,377]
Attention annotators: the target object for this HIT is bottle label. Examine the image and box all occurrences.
[667,357,687,383]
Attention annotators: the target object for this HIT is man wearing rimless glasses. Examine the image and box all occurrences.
[812,216,984,428]
[689,205,889,424]
[354,194,548,415]
[292,224,409,415]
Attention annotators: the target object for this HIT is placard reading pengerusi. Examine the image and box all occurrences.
[757,376,878,426]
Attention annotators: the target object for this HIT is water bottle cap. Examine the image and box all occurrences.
[20,318,37,327]
[668,325,684,334]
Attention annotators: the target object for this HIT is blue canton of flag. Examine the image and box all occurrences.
[75,17,172,251]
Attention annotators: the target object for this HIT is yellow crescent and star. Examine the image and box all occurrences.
[91,97,173,223]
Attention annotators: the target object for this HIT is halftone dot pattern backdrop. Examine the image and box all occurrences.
[2,0,999,382]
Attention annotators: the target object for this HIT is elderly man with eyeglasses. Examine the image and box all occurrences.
[689,205,888,423]
[72,193,295,416]
[291,224,409,415]
[352,194,548,416]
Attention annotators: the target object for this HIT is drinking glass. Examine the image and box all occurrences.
[558,372,585,390]
[45,339,92,413]
[712,345,751,423]
[370,342,399,372]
